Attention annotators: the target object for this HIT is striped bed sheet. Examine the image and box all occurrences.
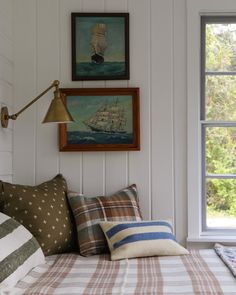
[11,249,236,295]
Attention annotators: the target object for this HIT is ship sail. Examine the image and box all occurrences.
[91,23,107,64]
[83,99,127,134]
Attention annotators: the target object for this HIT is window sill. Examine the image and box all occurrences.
[187,236,236,243]
[187,236,236,249]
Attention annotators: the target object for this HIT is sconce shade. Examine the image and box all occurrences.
[0,80,74,128]
[42,93,74,123]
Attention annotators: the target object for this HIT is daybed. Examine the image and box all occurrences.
[1,175,236,295]
[12,249,236,294]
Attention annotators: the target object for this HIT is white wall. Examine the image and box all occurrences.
[13,0,187,244]
[0,0,13,182]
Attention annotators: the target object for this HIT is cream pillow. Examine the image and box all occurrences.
[100,220,189,260]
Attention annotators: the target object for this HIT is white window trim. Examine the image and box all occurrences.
[187,0,236,243]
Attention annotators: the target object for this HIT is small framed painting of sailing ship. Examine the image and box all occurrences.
[59,88,140,151]
[71,13,129,80]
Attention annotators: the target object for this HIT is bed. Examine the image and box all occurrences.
[11,249,236,295]
[1,178,236,294]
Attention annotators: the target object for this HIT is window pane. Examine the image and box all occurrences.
[206,23,236,72]
[206,127,236,174]
[206,178,236,228]
[206,76,236,121]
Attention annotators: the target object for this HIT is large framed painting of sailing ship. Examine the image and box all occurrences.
[71,13,129,80]
[59,88,140,151]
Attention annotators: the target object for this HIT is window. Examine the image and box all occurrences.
[187,1,236,243]
[201,16,236,232]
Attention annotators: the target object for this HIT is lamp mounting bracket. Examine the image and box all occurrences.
[1,106,9,128]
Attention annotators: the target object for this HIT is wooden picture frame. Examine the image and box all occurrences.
[71,13,129,80]
[59,88,140,151]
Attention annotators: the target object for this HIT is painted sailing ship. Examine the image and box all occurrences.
[83,99,127,133]
[91,23,107,64]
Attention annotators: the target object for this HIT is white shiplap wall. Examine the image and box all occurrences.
[0,0,13,183]
[13,0,187,244]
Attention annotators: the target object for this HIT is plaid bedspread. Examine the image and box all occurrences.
[10,250,236,295]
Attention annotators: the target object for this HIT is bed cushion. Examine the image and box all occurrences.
[0,212,45,291]
[100,220,189,260]
[67,184,142,256]
[12,249,236,294]
[0,174,76,256]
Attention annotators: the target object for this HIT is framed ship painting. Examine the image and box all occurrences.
[59,88,140,151]
[71,13,129,80]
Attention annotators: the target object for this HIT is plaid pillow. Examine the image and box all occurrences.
[67,184,142,256]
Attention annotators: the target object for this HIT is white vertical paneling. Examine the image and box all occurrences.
[12,0,190,244]
[0,0,13,16]
[0,129,12,151]
[0,80,12,106]
[82,0,105,196]
[104,0,128,195]
[151,0,174,222]
[105,152,127,194]
[173,0,187,244]
[0,56,13,84]
[82,0,105,12]
[59,153,82,192]
[104,0,126,12]
[0,35,12,62]
[59,0,83,193]
[187,0,203,239]
[0,152,12,175]
[35,0,60,183]
[59,0,83,89]
[0,0,13,183]
[13,0,36,185]
[83,152,105,196]
[128,0,151,219]
[0,81,13,178]
[0,0,12,41]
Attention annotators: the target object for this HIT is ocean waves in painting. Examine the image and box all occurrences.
[77,62,125,77]
[67,131,133,145]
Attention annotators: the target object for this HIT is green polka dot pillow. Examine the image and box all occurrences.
[0,174,76,256]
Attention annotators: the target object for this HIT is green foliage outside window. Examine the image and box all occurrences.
[205,24,236,217]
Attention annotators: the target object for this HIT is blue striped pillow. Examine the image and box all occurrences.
[100,220,189,260]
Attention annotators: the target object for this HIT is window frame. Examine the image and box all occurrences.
[201,16,236,233]
[187,0,236,244]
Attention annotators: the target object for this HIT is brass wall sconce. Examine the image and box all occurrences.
[1,80,74,128]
